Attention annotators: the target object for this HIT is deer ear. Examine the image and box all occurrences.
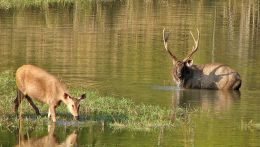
[185,59,193,67]
[172,60,176,65]
[80,93,86,100]
[64,93,70,99]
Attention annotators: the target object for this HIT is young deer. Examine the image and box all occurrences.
[14,64,86,122]
[162,28,241,90]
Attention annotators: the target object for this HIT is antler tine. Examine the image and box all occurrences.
[183,28,200,62]
[163,28,178,62]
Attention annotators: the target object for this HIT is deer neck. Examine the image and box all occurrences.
[173,66,194,87]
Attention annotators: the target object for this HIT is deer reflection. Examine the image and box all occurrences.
[171,90,241,146]
[15,124,77,147]
[172,89,240,112]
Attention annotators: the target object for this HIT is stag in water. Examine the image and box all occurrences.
[162,28,241,90]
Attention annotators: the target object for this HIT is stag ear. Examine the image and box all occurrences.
[172,60,177,65]
[185,59,193,67]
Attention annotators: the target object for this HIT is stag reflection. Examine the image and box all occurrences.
[172,89,240,112]
[15,124,77,147]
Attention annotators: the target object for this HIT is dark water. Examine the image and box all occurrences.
[0,0,260,146]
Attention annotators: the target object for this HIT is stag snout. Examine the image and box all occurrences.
[176,71,182,78]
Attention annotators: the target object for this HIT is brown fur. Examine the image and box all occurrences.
[173,63,242,90]
[14,64,86,122]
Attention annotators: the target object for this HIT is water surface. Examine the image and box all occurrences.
[0,0,260,146]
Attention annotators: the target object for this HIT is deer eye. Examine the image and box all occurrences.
[72,105,75,108]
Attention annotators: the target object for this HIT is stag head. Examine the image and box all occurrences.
[163,28,200,86]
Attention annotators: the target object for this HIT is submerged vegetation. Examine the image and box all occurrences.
[0,71,195,131]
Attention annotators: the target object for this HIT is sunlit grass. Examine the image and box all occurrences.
[0,0,74,9]
[0,71,195,131]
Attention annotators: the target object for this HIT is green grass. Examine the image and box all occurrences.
[0,0,74,9]
[0,71,195,131]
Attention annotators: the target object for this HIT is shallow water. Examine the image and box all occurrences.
[0,0,260,146]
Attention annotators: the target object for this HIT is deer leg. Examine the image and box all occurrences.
[49,106,56,122]
[25,95,41,115]
[48,108,51,118]
[13,90,24,118]
[47,123,56,134]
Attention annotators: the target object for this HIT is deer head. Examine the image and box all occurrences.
[163,28,200,86]
[64,93,86,120]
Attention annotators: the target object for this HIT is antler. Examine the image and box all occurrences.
[163,28,178,62]
[183,28,200,62]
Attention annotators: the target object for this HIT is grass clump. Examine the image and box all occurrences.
[0,71,194,131]
[0,71,16,115]
[0,0,74,10]
[81,95,174,130]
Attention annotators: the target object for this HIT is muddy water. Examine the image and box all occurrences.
[0,0,260,146]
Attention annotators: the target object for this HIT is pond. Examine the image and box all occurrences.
[0,0,260,146]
